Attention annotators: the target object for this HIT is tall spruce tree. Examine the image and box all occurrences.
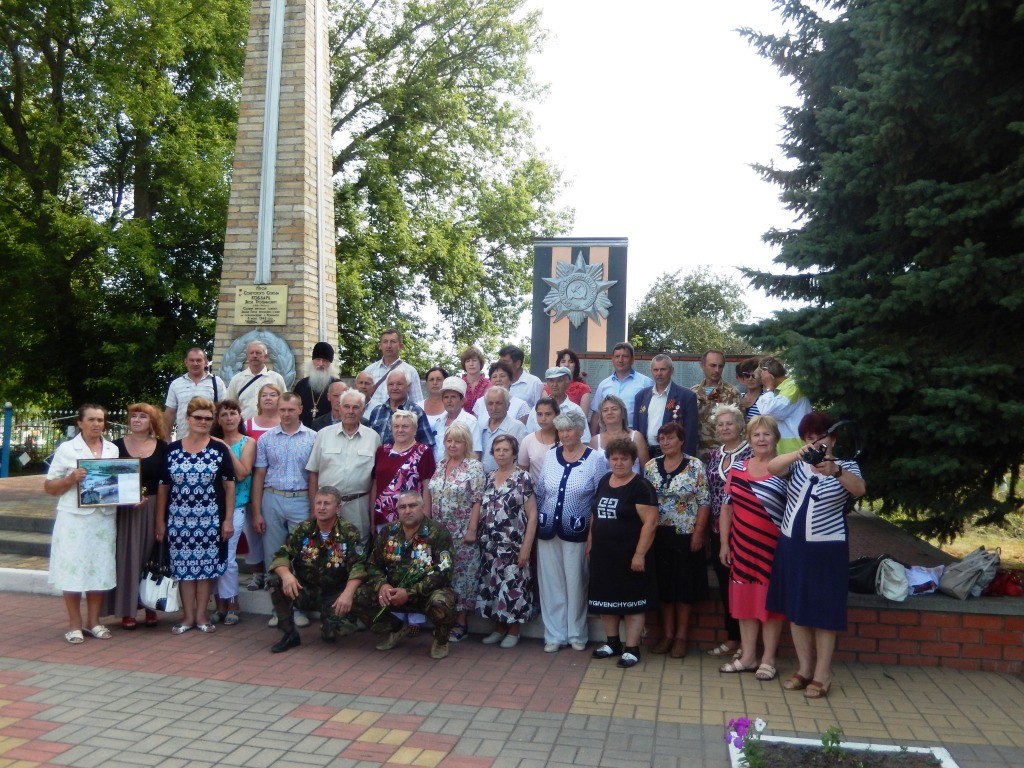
[742,0,1024,538]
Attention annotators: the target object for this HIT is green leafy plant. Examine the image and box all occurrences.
[821,725,845,758]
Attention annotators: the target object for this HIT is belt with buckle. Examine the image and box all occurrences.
[266,488,306,498]
[339,491,368,503]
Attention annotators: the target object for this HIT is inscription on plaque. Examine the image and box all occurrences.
[235,285,288,326]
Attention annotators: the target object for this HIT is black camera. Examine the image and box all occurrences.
[802,444,829,465]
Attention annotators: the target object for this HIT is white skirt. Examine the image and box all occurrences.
[48,510,116,592]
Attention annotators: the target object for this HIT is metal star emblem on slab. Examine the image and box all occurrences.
[542,252,617,327]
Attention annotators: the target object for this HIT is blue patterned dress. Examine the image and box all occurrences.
[161,440,235,581]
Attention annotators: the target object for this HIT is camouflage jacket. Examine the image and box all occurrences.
[270,517,367,591]
[364,519,453,601]
[691,380,742,458]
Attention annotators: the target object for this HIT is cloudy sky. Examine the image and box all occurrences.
[527,1,801,321]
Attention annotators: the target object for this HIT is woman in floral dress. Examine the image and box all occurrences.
[643,421,710,659]
[477,434,538,648]
[156,397,235,635]
[423,422,485,642]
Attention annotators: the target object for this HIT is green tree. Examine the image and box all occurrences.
[629,268,753,354]
[0,0,247,406]
[330,0,570,372]
[742,0,1024,538]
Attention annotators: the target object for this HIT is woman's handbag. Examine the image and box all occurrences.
[938,546,1000,599]
[139,543,181,613]
[875,558,910,601]
[849,555,884,594]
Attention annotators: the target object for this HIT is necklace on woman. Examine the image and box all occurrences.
[716,440,749,479]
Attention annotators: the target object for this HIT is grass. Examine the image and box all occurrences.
[929,519,1024,571]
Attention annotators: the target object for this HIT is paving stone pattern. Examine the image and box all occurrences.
[0,592,1020,767]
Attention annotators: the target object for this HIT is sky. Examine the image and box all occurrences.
[526,1,801,322]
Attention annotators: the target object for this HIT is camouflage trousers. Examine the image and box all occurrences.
[268,575,355,640]
[353,584,456,643]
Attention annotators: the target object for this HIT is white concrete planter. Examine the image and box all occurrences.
[727,734,959,767]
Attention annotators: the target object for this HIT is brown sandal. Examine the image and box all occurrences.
[782,673,811,691]
[649,636,672,655]
[804,680,831,699]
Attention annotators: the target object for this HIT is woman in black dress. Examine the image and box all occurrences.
[104,403,167,629]
[587,438,659,668]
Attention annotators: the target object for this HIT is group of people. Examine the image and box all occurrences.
[45,332,864,692]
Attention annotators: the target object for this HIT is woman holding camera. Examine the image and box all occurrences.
[766,412,865,700]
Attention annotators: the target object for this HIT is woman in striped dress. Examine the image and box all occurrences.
[766,412,866,700]
[717,415,787,681]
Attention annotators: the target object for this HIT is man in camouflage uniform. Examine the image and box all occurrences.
[268,486,366,653]
[354,490,456,659]
[691,349,741,461]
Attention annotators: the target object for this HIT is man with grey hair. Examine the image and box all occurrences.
[312,380,352,431]
[472,386,527,473]
[525,367,591,442]
[306,389,381,544]
[691,349,741,461]
[367,368,434,446]
[164,348,226,437]
[634,354,699,458]
[226,340,287,419]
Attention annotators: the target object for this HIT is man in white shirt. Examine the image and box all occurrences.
[472,386,527,473]
[361,328,423,411]
[306,390,382,544]
[430,377,477,464]
[633,354,699,458]
[164,348,226,437]
[499,344,543,408]
[525,367,590,442]
[226,341,287,419]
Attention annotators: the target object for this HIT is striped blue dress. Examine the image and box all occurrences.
[765,459,862,631]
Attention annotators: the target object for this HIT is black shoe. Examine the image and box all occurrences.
[592,641,623,659]
[270,629,301,653]
[617,646,641,668]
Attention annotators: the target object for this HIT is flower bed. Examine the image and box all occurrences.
[725,719,958,768]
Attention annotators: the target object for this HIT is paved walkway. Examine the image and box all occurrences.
[0,590,1020,768]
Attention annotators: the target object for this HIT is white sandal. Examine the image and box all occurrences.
[85,625,112,640]
[65,629,84,644]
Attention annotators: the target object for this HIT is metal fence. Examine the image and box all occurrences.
[1,407,128,477]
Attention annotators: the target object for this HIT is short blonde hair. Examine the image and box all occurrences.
[746,415,781,442]
[256,383,283,415]
[711,403,745,429]
[391,409,417,430]
[442,423,473,460]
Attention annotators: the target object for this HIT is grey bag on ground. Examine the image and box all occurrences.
[938,546,1000,599]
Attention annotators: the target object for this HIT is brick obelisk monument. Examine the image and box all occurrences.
[212,0,337,385]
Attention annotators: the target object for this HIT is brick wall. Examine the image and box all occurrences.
[660,593,1024,676]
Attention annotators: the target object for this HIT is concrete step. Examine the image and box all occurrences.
[0,514,54,534]
[0,530,51,557]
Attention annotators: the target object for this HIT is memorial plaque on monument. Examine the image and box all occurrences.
[234,285,288,326]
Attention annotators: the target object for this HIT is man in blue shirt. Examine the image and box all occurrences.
[589,342,652,434]
[367,369,434,446]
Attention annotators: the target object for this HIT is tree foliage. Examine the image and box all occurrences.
[629,268,753,355]
[0,0,247,406]
[329,0,570,372]
[0,0,568,403]
[741,0,1024,538]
